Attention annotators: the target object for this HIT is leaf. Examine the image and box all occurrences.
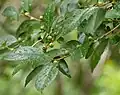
[60,0,79,16]
[54,7,99,39]
[90,39,108,71]
[61,40,85,61]
[105,9,120,19]
[16,20,41,38]
[2,6,18,20]
[25,65,44,87]
[43,4,55,34]
[105,2,120,19]
[35,63,58,91]
[80,8,106,35]
[58,59,71,78]
[85,42,94,59]
[46,49,68,58]
[62,40,80,51]
[12,61,28,76]
[21,0,33,12]
[0,46,40,61]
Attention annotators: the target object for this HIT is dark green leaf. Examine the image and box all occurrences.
[90,39,108,71]
[2,6,18,20]
[54,7,99,39]
[43,4,55,34]
[80,8,106,35]
[35,63,58,91]
[58,59,71,78]
[25,65,44,87]
[85,42,94,59]
[16,20,41,38]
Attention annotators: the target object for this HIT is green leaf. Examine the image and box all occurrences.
[62,40,80,51]
[12,62,28,76]
[90,39,108,71]
[80,8,106,35]
[25,65,44,87]
[46,49,68,59]
[60,0,78,16]
[54,7,99,39]
[62,40,85,61]
[21,0,33,12]
[0,46,40,61]
[43,4,55,34]
[16,20,41,38]
[2,6,18,20]
[35,63,58,91]
[85,42,94,59]
[105,9,120,19]
[58,59,71,78]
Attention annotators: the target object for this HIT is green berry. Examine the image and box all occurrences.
[40,25,44,29]
[53,60,58,64]
[47,36,52,40]
[39,15,43,19]
[49,43,54,48]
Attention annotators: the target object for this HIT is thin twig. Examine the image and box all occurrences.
[97,23,120,41]
[24,13,40,21]
[32,40,42,47]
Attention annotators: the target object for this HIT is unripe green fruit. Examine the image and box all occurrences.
[39,15,43,19]
[53,60,58,64]
[49,43,54,48]
[40,25,44,29]
[47,36,52,40]
[64,50,69,54]
[88,36,93,40]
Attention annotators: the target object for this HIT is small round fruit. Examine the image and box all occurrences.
[40,25,44,29]
[49,43,54,48]
[24,12,29,15]
[64,50,69,54]
[47,36,52,40]
[88,36,93,41]
[53,60,58,64]
[30,17,34,20]
[39,15,43,19]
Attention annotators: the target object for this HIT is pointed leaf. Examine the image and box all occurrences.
[80,8,106,34]
[35,64,58,91]
[90,39,108,71]
[58,59,71,78]
[21,0,33,12]
[25,65,44,87]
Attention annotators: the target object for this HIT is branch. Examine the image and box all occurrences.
[24,12,40,21]
[92,44,111,80]
[97,23,120,41]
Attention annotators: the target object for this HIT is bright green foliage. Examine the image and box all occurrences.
[2,6,19,20]
[1,0,120,92]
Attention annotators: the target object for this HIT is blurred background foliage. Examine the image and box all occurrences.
[0,0,120,95]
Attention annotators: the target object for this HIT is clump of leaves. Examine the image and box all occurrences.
[1,0,120,91]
